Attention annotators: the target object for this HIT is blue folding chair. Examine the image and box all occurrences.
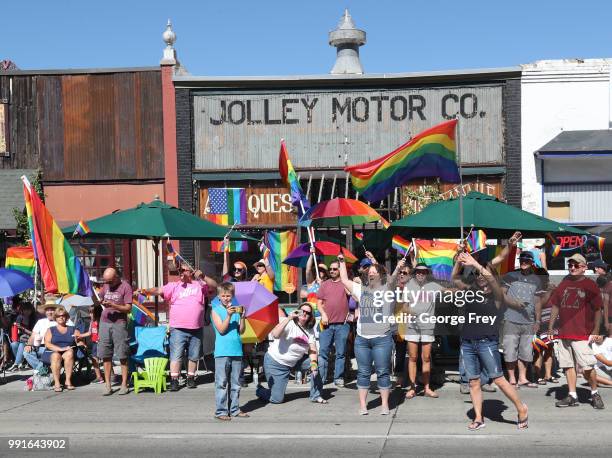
[132,326,168,364]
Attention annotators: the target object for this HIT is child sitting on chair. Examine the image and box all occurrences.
[210,282,248,421]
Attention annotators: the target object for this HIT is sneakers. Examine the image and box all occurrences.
[169,378,180,392]
[334,378,345,388]
[460,384,470,394]
[186,376,196,389]
[482,384,497,393]
[591,392,605,410]
[556,395,579,407]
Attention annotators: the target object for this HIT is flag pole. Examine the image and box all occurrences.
[456,120,464,240]
[300,201,320,280]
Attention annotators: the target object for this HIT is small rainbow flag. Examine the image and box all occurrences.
[473,245,518,275]
[466,229,487,253]
[72,220,91,237]
[263,231,298,293]
[131,294,155,326]
[392,235,412,256]
[596,236,606,252]
[551,244,561,257]
[415,239,458,281]
[5,245,36,277]
[345,120,460,202]
[355,232,364,241]
[279,140,311,216]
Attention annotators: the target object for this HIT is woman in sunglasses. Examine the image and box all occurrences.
[42,306,80,392]
[222,237,250,282]
[256,302,327,404]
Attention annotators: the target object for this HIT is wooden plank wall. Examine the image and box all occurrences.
[0,71,164,182]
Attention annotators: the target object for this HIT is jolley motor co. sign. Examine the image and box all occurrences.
[193,85,504,170]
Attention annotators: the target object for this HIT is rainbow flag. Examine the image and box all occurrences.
[205,188,248,253]
[72,219,91,237]
[466,229,487,253]
[279,140,310,216]
[392,235,412,256]
[263,230,298,293]
[551,244,561,257]
[596,236,606,252]
[355,232,364,241]
[345,120,460,202]
[473,245,518,275]
[415,239,458,281]
[22,177,91,296]
[5,245,36,277]
[131,294,155,326]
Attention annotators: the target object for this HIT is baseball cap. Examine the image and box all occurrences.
[519,251,534,262]
[359,258,373,268]
[414,263,430,271]
[592,259,609,270]
[568,253,587,265]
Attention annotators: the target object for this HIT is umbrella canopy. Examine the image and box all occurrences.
[57,294,93,313]
[62,197,256,242]
[390,191,589,239]
[0,268,34,297]
[283,241,358,268]
[233,282,279,344]
[299,198,389,228]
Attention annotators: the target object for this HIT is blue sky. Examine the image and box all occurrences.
[3,0,612,75]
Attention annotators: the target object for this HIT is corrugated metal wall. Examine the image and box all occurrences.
[0,71,164,181]
[193,85,504,171]
[544,183,612,223]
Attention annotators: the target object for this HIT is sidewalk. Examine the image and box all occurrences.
[0,371,610,457]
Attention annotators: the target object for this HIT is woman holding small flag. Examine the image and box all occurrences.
[336,253,404,415]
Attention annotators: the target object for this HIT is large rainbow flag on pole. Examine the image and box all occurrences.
[415,239,458,281]
[5,245,36,277]
[22,176,92,296]
[262,230,298,294]
[279,140,310,217]
[345,120,460,202]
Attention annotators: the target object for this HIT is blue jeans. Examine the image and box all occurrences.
[460,337,504,381]
[354,334,393,390]
[459,354,490,385]
[257,352,323,403]
[214,356,242,417]
[10,341,26,366]
[23,347,46,370]
[169,328,202,362]
[318,323,350,382]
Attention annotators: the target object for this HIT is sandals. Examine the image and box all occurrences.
[405,388,416,399]
[53,386,63,393]
[468,421,486,431]
[518,382,538,389]
[215,415,231,421]
[546,377,559,384]
[537,378,548,385]
[65,385,76,391]
[517,403,529,430]
[234,411,250,418]
[311,397,328,404]
[424,390,439,398]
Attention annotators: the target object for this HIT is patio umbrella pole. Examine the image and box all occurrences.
[153,237,160,325]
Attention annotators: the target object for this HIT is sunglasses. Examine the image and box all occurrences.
[328,267,339,271]
[233,267,245,272]
[179,268,191,273]
[399,271,409,275]
[55,314,67,319]
[299,309,312,316]
[255,264,265,268]
[568,262,581,268]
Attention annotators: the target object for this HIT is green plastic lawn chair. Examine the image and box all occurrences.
[132,357,168,394]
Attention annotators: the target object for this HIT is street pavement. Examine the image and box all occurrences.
[0,370,610,457]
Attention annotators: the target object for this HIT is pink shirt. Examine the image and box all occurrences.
[163,281,208,330]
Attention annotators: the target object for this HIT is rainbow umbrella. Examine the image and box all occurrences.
[299,198,389,228]
[234,282,279,344]
[283,241,358,268]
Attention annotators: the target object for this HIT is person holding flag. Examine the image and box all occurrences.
[143,262,217,391]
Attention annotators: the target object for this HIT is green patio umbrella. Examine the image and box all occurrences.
[63,197,257,323]
[390,191,589,239]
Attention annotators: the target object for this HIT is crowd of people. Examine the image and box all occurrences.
[1,232,611,430]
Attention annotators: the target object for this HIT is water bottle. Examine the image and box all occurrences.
[295,370,302,384]
[253,370,259,386]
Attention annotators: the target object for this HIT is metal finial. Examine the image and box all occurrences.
[163,19,176,48]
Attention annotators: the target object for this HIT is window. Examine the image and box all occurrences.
[546,200,570,221]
